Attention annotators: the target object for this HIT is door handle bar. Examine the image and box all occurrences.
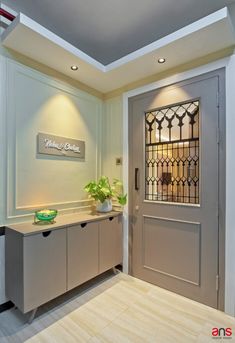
[135,168,139,190]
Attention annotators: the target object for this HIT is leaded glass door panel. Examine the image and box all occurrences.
[129,72,223,309]
[145,100,199,204]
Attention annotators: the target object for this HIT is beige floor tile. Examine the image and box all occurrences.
[25,315,91,343]
[116,305,197,343]
[1,273,235,343]
[88,320,156,343]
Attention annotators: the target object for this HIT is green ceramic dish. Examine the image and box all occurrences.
[35,209,58,222]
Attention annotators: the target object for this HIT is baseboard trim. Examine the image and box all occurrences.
[0,301,14,313]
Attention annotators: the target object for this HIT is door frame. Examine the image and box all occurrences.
[123,66,226,311]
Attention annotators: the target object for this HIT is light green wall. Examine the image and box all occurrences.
[102,96,123,181]
[0,43,125,226]
[0,48,103,225]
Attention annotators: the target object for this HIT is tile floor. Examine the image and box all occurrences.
[0,271,235,342]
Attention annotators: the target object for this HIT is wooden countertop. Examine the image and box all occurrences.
[6,211,122,236]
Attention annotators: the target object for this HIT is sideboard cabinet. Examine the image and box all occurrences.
[5,212,122,319]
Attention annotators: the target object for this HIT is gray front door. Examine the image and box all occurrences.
[129,71,224,309]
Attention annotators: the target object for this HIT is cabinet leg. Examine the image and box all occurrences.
[28,308,37,324]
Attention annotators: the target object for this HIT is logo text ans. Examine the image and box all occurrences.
[212,328,232,339]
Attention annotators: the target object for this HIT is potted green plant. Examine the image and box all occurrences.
[84,176,127,212]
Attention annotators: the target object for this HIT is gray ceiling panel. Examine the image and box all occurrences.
[2,0,235,64]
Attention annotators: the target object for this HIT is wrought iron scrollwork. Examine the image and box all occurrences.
[145,100,199,204]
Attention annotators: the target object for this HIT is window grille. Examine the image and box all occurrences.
[145,100,199,204]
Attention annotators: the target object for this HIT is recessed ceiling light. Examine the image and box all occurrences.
[71,65,78,71]
[158,58,166,64]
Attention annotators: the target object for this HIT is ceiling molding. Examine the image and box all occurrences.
[6,48,104,99]
[1,7,235,93]
[104,47,235,100]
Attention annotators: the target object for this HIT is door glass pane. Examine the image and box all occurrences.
[145,100,199,204]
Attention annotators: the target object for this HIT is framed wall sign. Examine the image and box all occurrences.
[37,133,85,159]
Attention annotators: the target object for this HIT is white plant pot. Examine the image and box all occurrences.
[96,199,112,213]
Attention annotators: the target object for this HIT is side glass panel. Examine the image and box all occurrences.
[145,100,199,204]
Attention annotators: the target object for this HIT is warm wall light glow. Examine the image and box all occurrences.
[71,65,78,71]
[38,94,83,135]
[158,58,166,64]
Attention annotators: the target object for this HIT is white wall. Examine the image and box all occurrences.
[225,53,235,316]
[0,52,103,304]
[102,96,123,180]
[0,56,103,225]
